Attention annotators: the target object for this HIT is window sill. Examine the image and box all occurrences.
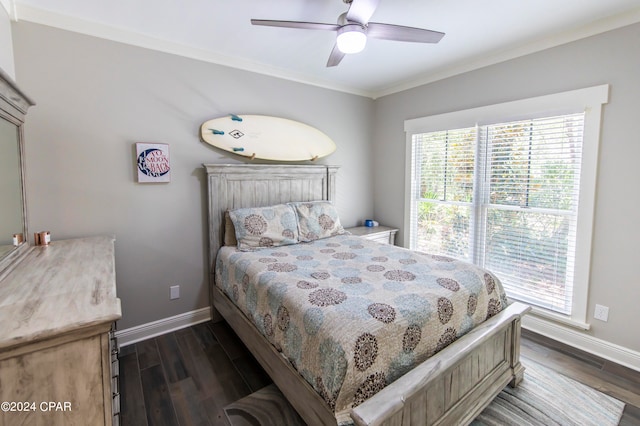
[510,299,591,331]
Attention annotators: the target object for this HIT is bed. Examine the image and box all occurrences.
[205,163,530,426]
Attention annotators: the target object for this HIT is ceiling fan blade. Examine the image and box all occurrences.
[326,44,346,67]
[251,19,339,31]
[346,0,380,24]
[367,22,445,43]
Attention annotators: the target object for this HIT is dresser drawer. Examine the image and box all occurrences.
[109,329,120,424]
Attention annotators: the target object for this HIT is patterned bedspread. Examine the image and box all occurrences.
[215,234,508,424]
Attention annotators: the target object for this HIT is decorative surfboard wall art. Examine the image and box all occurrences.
[200,114,336,161]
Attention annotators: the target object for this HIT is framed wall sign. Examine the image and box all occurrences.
[136,143,171,183]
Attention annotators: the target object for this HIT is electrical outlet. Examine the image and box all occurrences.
[170,285,180,300]
[594,304,609,322]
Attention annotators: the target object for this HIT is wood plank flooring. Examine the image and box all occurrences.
[118,322,640,426]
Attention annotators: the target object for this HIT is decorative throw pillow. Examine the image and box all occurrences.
[229,204,299,251]
[289,201,345,242]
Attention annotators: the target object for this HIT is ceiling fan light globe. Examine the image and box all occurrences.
[336,25,367,54]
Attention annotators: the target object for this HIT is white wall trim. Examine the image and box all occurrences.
[13,4,372,99]
[115,307,211,347]
[115,306,640,373]
[374,7,640,98]
[404,85,609,327]
[523,314,640,372]
[116,307,640,371]
[14,3,640,99]
[0,0,15,20]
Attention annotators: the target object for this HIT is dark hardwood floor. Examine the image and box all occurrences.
[118,322,640,426]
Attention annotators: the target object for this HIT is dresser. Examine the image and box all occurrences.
[347,225,398,245]
[0,236,122,426]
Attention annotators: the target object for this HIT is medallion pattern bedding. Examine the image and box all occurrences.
[215,234,508,424]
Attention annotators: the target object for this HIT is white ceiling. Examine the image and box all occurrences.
[11,0,640,98]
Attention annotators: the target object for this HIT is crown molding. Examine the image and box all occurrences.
[14,4,640,100]
[14,4,375,99]
[372,7,640,98]
[1,0,16,20]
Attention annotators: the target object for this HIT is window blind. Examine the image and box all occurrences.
[479,113,584,314]
[411,127,476,261]
[411,113,585,315]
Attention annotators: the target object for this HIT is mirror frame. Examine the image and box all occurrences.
[0,67,35,277]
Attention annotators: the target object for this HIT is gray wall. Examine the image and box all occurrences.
[12,21,374,330]
[372,23,640,352]
[10,18,640,354]
[0,5,14,78]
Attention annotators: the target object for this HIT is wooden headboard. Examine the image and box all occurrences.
[203,164,339,272]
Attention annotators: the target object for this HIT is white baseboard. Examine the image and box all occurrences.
[115,306,640,373]
[523,315,640,372]
[115,307,211,347]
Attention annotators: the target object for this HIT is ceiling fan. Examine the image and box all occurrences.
[251,0,445,67]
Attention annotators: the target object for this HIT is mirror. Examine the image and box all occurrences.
[0,118,23,258]
[0,67,34,271]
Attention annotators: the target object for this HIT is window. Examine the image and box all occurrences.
[405,86,608,328]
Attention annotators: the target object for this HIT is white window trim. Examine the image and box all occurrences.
[404,85,609,328]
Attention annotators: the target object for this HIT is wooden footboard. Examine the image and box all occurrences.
[214,281,529,426]
[351,302,531,426]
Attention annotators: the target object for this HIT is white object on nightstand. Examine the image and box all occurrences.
[346,225,398,245]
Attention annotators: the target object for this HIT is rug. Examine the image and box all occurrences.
[224,383,305,426]
[471,360,625,426]
[224,360,625,426]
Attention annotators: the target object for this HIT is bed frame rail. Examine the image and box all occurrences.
[213,284,337,425]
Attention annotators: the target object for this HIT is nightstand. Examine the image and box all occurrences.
[347,225,398,245]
